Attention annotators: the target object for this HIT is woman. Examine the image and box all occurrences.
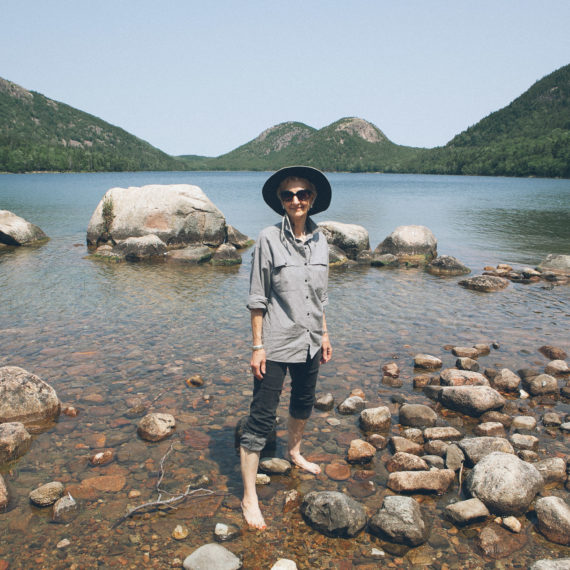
[240,166,333,530]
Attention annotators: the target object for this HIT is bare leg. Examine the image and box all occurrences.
[240,446,266,530]
[287,415,321,474]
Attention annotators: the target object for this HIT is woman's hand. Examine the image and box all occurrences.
[321,334,332,364]
[251,349,266,380]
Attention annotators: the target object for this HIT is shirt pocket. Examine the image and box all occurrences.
[271,260,303,293]
[309,248,328,297]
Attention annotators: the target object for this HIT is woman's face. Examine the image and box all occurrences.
[278,178,315,224]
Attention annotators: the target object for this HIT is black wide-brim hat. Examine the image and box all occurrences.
[262,166,332,216]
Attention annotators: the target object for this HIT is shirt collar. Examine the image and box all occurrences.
[280,214,319,243]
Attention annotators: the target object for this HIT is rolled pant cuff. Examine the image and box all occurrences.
[289,406,312,420]
[240,431,267,452]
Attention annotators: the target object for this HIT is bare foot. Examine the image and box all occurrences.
[241,498,266,530]
[288,451,321,474]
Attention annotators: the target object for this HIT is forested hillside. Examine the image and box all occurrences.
[0,78,184,172]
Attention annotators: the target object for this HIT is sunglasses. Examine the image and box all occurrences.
[279,189,313,203]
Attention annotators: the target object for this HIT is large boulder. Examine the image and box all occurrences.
[466,452,543,515]
[0,210,48,246]
[0,366,61,425]
[438,385,505,417]
[318,221,370,260]
[300,491,367,537]
[368,495,428,546]
[86,184,230,249]
[538,254,570,275]
[374,225,437,264]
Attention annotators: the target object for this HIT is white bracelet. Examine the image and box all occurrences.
[252,344,264,351]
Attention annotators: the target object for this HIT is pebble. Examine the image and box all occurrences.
[172,524,189,540]
[256,473,271,485]
[56,538,71,549]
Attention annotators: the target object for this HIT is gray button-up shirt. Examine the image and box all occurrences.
[247,215,329,363]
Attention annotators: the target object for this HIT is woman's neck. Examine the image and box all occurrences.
[288,215,308,238]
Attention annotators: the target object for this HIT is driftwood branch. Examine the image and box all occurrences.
[113,439,221,528]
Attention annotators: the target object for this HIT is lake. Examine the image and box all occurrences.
[0,172,569,568]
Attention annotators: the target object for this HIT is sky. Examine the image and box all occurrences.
[1,0,569,157]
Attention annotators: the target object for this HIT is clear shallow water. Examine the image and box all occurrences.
[0,172,569,568]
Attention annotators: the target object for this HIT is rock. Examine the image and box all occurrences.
[477,524,527,559]
[387,469,455,494]
[56,538,71,549]
[259,458,291,475]
[512,415,537,431]
[87,184,228,249]
[539,345,568,361]
[423,427,462,441]
[456,357,479,372]
[369,495,428,546]
[492,369,521,392]
[444,498,490,525]
[137,413,175,442]
[459,437,514,466]
[186,374,205,387]
[214,522,241,543]
[427,255,470,276]
[500,516,522,533]
[458,275,510,292]
[359,406,391,432]
[337,396,365,415]
[314,393,334,411]
[356,249,373,264]
[325,463,351,481]
[89,449,114,466]
[402,428,424,444]
[0,210,48,246]
[413,375,433,388]
[538,254,570,275]
[226,225,252,249]
[543,412,563,427]
[182,543,242,570]
[423,455,445,469]
[385,452,429,472]
[172,524,189,540]
[367,434,388,449]
[113,234,167,261]
[52,493,78,523]
[318,221,370,260]
[0,366,61,425]
[0,475,8,509]
[327,243,349,266]
[370,252,399,267]
[347,439,376,463]
[480,410,513,428]
[424,439,449,457]
[255,474,270,485]
[271,560,297,570]
[530,559,570,570]
[525,374,559,396]
[283,489,301,513]
[451,347,479,359]
[474,344,491,356]
[545,360,570,376]
[0,422,32,464]
[510,433,539,452]
[29,481,64,507]
[439,369,489,386]
[390,436,423,456]
[382,362,400,378]
[414,354,442,370]
[375,225,437,264]
[474,422,506,437]
[445,444,465,471]
[466,452,543,515]
[535,496,570,545]
[300,491,367,538]
[518,450,539,462]
[211,243,241,266]
[168,245,213,263]
[535,458,567,485]
[399,404,437,427]
[439,385,505,417]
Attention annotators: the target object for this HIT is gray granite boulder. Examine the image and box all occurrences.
[535,457,567,485]
[183,543,242,570]
[458,275,509,292]
[524,374,559,396]
[492,368,521,392]
[466,452,543,515]
[530,559,570,570]
[167,245,213,263]
[300,491,367,537]
[370,252,399,267]
[440,369,489,386]
[387,469,455,494]
[318,221,370,260]
[0,366,61,425]
[399,404,437,427]
[375,225,437,264]
[535,496,570,545]
[0,210,48,246]
[538,254,570,275]
[113,234,167,261]
[210,243,241,266]
[328,244,349,266]
[359,406,391,431]
[338,396,366,415]
[459,437,514,466]
[438,385,505,417]
[444,498,490,525]
[427,255,470,276]
[368,495,428,546]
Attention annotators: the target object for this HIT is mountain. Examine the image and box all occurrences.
[403,63,570,177]
[0,77,184,172]
[199,117,420,172]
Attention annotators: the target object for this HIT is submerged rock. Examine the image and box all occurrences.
[29,481,64,507]
[0,366,61,426]
[466,452,543,515]
[0,210,48,246]
[370,252,399,267]
[314,393,334,411]
[538,254,570,275]
[0,475,8,509]
[52,493,78,523]
[337,396,366,415]
[444,498,490,525]
[359,406,391,431]
[113,234,167,261]
[210,243,241,266]
[427,255,470,276]
[167,245,213,263]
[182,543,242,570]
[538,345,567,361]
[137,413,176,442]
[301,491,367,538]
[399,404,437,427]
[459,437,514,466]
[458,275,509,292]
[375,225,437,264]
[0,422,32,465]
[369,495,428,546]
[535,496,570,545]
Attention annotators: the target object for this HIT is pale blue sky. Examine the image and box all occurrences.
[1,0,569,156]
